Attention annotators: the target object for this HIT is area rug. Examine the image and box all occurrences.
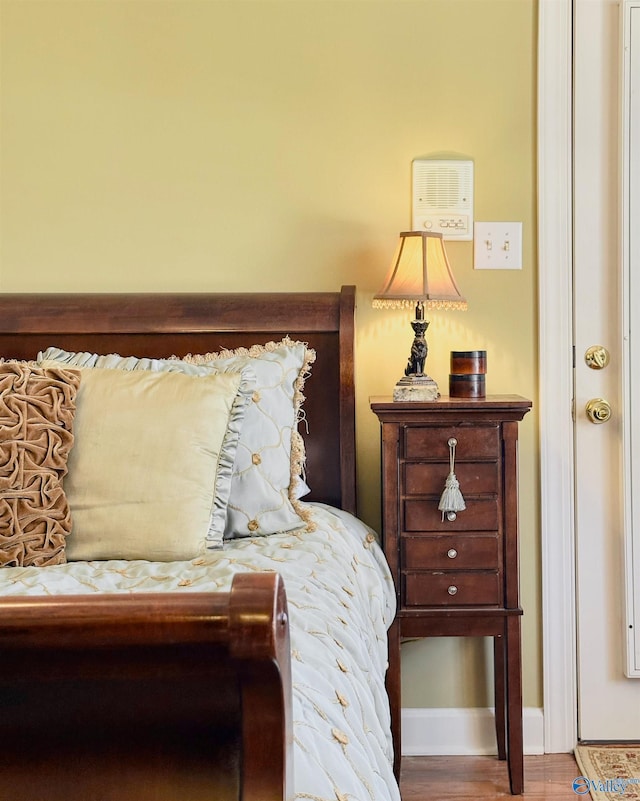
[574,745,640,799]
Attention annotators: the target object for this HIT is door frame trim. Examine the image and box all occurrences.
[622,0,640,680]
[537,0,578,752]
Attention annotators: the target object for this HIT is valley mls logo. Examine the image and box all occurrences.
[573,775,640,795]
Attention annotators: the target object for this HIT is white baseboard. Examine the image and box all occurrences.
[401,707,545,756]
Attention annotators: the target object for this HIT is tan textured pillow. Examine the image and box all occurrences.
[61,367,245,562]
[0,362,80,567]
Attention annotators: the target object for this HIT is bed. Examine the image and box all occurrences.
[0,286,400,801]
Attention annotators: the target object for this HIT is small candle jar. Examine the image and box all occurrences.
[449,373,486,398]
[450,350,487,375]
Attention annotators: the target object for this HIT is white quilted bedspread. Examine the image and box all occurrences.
[0,503,400,801]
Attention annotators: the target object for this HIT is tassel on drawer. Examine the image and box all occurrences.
[438,437,466,521]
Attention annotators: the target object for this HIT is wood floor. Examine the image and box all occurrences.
[400,753,579,799]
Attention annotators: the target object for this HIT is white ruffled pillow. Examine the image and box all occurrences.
[178,338,316,539]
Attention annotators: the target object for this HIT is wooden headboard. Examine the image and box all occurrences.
[0,285,356,514]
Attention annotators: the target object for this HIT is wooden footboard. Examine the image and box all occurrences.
[0,572,292,801]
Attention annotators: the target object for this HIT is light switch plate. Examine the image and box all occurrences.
[474,222,523,269]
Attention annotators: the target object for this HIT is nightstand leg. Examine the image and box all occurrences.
[386,618,402,779]
[494,633,507,760]
[505,614,524,794]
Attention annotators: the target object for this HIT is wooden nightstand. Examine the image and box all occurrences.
[370,395,532,795]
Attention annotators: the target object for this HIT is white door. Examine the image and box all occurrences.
[574,0,640,739]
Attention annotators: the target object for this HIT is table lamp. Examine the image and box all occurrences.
[373,230,467,401]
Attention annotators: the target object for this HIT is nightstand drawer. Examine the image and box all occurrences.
[404,461,499,496]
[403,534,499,570]
[404,425,499,460]
[404,498,499,531]
[405,571,501,606]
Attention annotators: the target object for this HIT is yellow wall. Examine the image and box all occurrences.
[0,0,539,708]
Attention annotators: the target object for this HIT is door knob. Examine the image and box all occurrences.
[585,397,612,424]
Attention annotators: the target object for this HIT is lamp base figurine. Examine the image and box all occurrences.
[392,314,440,401]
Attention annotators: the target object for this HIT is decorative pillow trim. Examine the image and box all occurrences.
[205,369,255,546]
[38,347,218,377]
[289,344,316,533]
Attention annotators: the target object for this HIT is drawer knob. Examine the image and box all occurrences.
[446,511,457,521]
[447,585,458,596]
[447,548,458,559]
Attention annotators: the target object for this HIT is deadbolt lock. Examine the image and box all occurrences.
[585,397,612,424]
[585,345,610,370]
